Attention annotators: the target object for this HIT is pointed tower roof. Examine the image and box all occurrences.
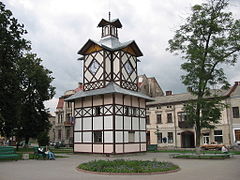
[97,18,122,28]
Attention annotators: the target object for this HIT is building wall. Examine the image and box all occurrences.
[73,93,146,154]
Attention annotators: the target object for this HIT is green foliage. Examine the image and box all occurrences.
[37,131,50,146]
[167,0,240,146]
[0,2,55,142]
[78,159,179,173]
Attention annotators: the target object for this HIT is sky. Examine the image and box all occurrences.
[2,0,240,113]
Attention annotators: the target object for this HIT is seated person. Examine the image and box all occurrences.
[45,147,55,160]
[38,147,45,154]
[221,145,228,154]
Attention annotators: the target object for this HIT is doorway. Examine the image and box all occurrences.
[181,131,195,148]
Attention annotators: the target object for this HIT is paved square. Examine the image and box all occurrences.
[0,153,239,180]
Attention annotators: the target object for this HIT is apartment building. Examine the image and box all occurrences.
[146,82,240,148]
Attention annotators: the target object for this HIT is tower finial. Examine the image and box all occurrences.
[108,11,111,21]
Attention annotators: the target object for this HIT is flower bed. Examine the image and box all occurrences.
[172,153,231,159]
[78,159,179,174]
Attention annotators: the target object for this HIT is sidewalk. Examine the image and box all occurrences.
[0,152,239,180]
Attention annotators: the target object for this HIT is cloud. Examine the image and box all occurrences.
[2,0,240,113]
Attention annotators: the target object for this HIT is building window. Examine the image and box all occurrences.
[67,101,71,108]
[203,133,210,144]
[234,130,240,142]
[146,115,150,124]
[157,133,162,143]
[93,131,102,143]
[167,113,173,123]
[157,114,162,124]
[94,106,101,116]
[178,112,187,122]
[66,129,70,139]
[167,105,172,108]
[157,106,161,109]
[132,108,137,116]
[128,131,135,143]
[232,107,240,118]
[214,130,223,144]
[168,132,174,143]
[124,106,130,116]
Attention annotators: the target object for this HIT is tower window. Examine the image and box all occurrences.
[94,131,102,143]
[94,106,101,116]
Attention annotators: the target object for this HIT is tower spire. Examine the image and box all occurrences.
[108,11,111,21]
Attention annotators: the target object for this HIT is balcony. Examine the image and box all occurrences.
[178,121,193,128]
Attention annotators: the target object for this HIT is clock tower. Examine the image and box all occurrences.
[66,16,152,154]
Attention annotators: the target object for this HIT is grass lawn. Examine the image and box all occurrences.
[78,159,179,173]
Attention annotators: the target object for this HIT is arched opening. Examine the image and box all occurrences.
[181,131,195,148]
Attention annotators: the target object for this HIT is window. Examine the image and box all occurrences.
[58,130,61,140]
[124,106,129,116]
[157,106,161,109]
[94,131,102,143]
[94,106,101,116]
[178,112,187,122]
[157,114,162,124]
[128,131,135,143]
[132,108,137,116]
[66,129,70,139]
[203,133,210,144]
[234,130,240,142]
[67,102,71,108]
[232,107,240,118]
[167,113,173,123]
[146,115,150,125]
[214,130,223,144]
[168,132,174,143]
[157,133,162,143]
[167,105,172,108]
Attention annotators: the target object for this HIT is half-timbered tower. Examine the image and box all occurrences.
[66,16,152,154]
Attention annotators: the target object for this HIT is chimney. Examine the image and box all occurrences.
[234,81,240,86]
[78,82,83,88]
[166,91,172,96]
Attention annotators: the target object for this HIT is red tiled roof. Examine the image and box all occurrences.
[56,98,64,109]
[74,84,83,92]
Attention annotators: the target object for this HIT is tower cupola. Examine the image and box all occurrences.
[97,13,122,39]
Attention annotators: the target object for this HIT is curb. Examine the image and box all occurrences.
[76,167,181,176]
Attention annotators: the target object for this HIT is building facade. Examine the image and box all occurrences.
[66,17,152,154]
[146,82,240,148]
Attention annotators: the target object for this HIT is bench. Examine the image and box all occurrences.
[33,147,47,159]
[0,146,19,160]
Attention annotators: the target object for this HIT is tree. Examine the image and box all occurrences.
[0,1,30,138]
[0,2,55,145]
[17,53,55,145]
[167,0,240,147]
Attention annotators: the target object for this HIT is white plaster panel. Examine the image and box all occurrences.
[74,132,81,142]
[95,52,103,63]
[140,118,146,130]
[83,117,92,130]
[104,131,113,143]
[93,144,103,153]
[116,131,123,143]
[124,131,128,143]
[141,132,146,142]
[95,67,103,80]
[141,143,146,151]
[124,117,131,130]
[93,95,102,106]
[116,116,123,129]
[74,144,91,152]
[124,144,139,153]
[104,144,113,153]
[83,97,92,107]
[104,94,112,104]
[116,144,124,153]
[135,132,140,142]
[105,58,111,74]
[85,70,92,81]
[114,58,120,73]
[83,132,92,142]
[104,116,113,129]
[124,96,131,106]
[122,53,128,64]
[93,116,103,130]
[132,117,139,130]
[75,118,82,131]
[85,55,93,67]
[75,99,82,108]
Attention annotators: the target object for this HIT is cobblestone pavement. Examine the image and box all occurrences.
[0,152,239,180]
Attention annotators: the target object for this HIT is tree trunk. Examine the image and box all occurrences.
[24,137,29,148]
[195,126,201,147]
